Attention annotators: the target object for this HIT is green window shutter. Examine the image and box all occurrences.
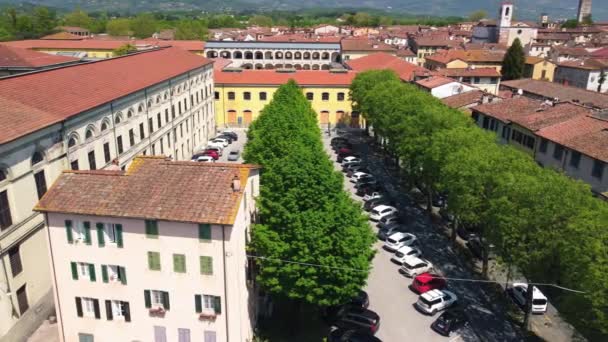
[88,264,96,282]
[145,220,159,238]
[173,254,186,273]
[70,262,78,280]
[101,265,108,283]
[65,220,73,243]
[144,290,151,308]
[148,252,160,271]
[195,295,202,313]
[83,221,92,245]
[105,300,113,320]
[96,223,105,247]
[115,224,123,248]
[75,297,83,317]
[162,291,170,310]
[120,266,127,285]
[213,296,221,314]
[198,224,211,241]
[200,256,213,275]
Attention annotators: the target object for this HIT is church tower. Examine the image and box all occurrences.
[577,0,592,23]
[498,2,513,45]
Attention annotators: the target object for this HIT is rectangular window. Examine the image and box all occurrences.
[553,144,564,160]
[34,170,47,200]
[104,264,127,284]
[129,129,135,146]
[203,295,221,314]
[204,331,217,342]
[146,220,159,238]
[178,328,191,342]
[200,256,213,275]
[71,160,79,170]
[482,116,489,129]
[570,151,581,168]
[148,252,161,271]
[154,326,167,342]
[199,224,211,241]
[16,285,28,315]
[180,123,183,138]
[214,91,219,100]
[173,254,186,273]
[306,92,314,101]
[228,92,235,100]
[81,297,96,318]
[243,92,251,100]
[474,77,481,83]
[9,245,22,277]
[157,113,162,128]
[140,123,145,140]
[149,118,154,133]
[539,138,548,153]
[337,92,345,101]
[0,190,12,230]
[104,223,118,244]
[178,102,182,114]
[103,143,111,163]
[78,333,94,342]
[172,105,175,119]
[160,138,164,154]
[165,109,169,123]
[322,92,329,101]
[259,92,267,101]
[117,136,124,154]
[111,300,127,319]
[592,160,604,179]
[146,290,169,310]
[88,151,96,170]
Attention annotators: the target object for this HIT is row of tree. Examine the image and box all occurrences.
[243,81,375,309]
[350,70,608,337]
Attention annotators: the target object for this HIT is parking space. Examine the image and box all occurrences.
[194,128,247,163]
[323,128,522,342]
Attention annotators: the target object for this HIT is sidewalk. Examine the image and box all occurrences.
[26,321,58,342]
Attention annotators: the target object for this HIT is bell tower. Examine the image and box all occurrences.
[499,2,513,28]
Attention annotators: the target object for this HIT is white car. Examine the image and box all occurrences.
[341,156,359,164]
[369,205,398,221]
[193,156,215,163]
[511,283,548,314]
[399,257,433,277]
[415,289,458,315]
[390,246,422,265]
[384,232,417,252]
[210,138,229,147]
[351,172,371,183]
[363,192,383,202]
[207,142,224,151]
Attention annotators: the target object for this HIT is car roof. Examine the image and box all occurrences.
[373,205,391,211]
[403,256,426,266]
[514,283,547,300]
[396,245,415,253]
[388,231,407,239]
[422,289,454,301]
[416,272,440,282]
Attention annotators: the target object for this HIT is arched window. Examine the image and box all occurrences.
[164,92,169,100]
[115,112,123,124]
[127,110,133,118]
[85,129,94,140]
[138,104,144,113]
[147,99,153,108]
[101,121,109,131]
[156,95,161,103]
[31,151,44,165]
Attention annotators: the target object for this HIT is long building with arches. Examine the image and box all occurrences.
[0,47,215,341]
[204,41,342,70]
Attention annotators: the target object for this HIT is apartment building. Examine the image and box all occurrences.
[432,67,501,95]
[35,156,260,342]
[0,47,215,341]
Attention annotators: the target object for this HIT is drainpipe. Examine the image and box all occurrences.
[44,214,65,342]
[222,225,230,342]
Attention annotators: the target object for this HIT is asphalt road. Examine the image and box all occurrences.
[323,128,523,342]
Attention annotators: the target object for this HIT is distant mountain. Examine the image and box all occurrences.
[2,0,606,20]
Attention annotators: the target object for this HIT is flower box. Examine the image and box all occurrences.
[149,307,166,317]
[198,312,217,321]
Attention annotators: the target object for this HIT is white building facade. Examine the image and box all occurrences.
[0,47,215,341]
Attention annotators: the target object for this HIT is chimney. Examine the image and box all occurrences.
[232,175,241,192]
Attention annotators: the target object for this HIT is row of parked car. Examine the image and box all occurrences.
[191,130,240,162]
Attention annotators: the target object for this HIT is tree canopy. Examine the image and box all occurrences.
[501,38,526,80]
[245,80,375,306]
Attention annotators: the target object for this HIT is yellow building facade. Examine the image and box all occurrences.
[524,57,556,82]
[214,69,357,127]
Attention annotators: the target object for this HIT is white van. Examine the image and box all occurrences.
[511,283,548,314]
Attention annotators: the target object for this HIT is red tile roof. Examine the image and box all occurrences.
[0,47,212,144]
[2,39,205,52]
[341,38,396,52]
[441,89,485,108]
[345,52,428,82]
[425,49,505,65]
[433,67,500,77]
[41,32,84,40]
[415,75,457,89]
[0,44,78,68]
[558,58,608,70]
[501,79,608,109]
[35,156,260,225]
[592,47,608,58]
[537,114,608,162]
[471,97,541,123]
[214,69,355,86]
[260,34,342,43]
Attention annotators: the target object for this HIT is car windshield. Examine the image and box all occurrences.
[371,209,380,215]
[420,297,440,307]
[230,151,238,155]
[532,299,547,305]
[387,237,399,244]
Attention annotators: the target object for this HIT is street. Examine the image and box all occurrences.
[323,128,523,342]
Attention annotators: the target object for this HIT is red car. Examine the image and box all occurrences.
[203,150,219,160]
[410,273,447,294]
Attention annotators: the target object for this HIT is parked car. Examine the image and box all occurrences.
[333,306,381,335]
[384,232,417,252]
[221,130,238,141]
[415,290,458,315]
[216,134,234,143]
[209,138,229,147]
[430,310,468,337]
[227,150,240,161]
[341,156,359,164]
[399,257,433,277]
[205,146,222,157]
[324,290,370,324]
[193,156,215,163]
[410,273,447,294]
[510,283,548,314]
[207,142,225,152]
[331,137,349,147]
[337,149,356,162]
[333,141,353,151]
[343,159,363,169]
[351,172,373,183]
[328,328,382,342]
[466,236,495,260]
[363,192,383,202]
[377,223,406,240]
[346,165,370,177]
[344,161,364,172]
[378,213,404,226]
[369,205,398,221]
[202,150,219,160]
[356,183,382,197]
[390,246,422,265]
[364,197,392,212]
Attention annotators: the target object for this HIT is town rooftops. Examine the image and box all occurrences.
[0,44,79,68]
[415,75,458,89]
[425,49,505,64]
[441,89,485,108]
[214,68,356,86]
[345,52,428,82]
[525,56,547,64]
[341,38,396,52]
[501,79,608,110]
[260,34,342,43]
[2,39,205,52]
[433,67,500,77]
[205,40,340,49]
[0,47,212,145]
[41,31,84,40]
[35,156,260,225]
[558,58,608,70]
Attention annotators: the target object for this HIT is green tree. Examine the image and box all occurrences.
[469,10,488,22]
[561,19,579,29]
[106,18,131,36]
[63,9,92,29]
[174,20,208,40]
[501,38,525,80]
[598,70,606,93]
[130,13,157,38]
[582,14,593,25]
[349,70,400,134]
[245,81,375,307]
[353,12,372,27]
[32,7,57,36]
[112,43,136,56]
[249,15,273,27]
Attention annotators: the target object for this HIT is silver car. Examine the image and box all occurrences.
[227,150,240,161]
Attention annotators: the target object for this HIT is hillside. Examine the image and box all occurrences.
[2,0,607,20]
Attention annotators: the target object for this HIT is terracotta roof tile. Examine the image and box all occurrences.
[433,67,500,77]
[426,49,505,64]
[501,79,608,109]
[0,44,78,68]
[41,32,84,40]
[215,69,355,86]
[441,89,484,108]
[35,156,261,225]
[536,115,608,162]
[2,39,205,52]
[0,47,212,144]
[345,52,428,82]
[415,75,457,89]
[341,39,396,52]
[471,97,541,122]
